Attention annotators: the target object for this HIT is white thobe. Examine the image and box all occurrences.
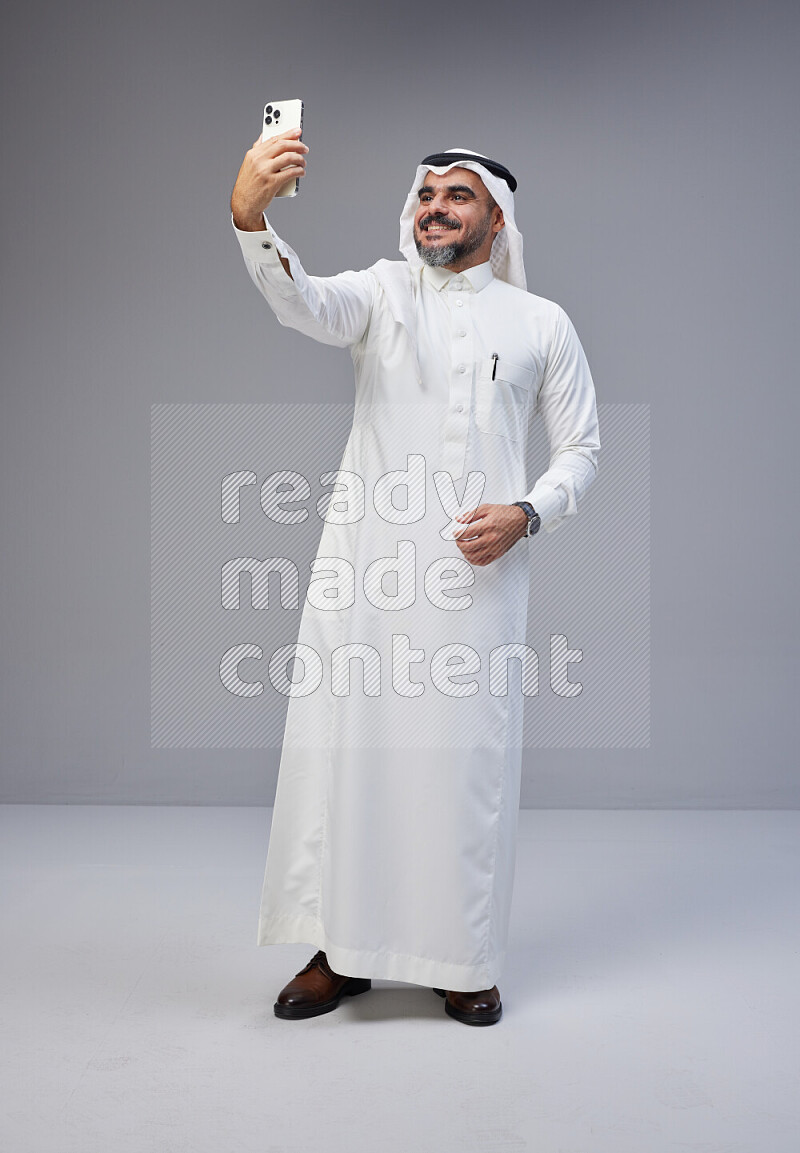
[233,215,600,990]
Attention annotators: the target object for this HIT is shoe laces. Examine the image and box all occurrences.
[298,949,336,979]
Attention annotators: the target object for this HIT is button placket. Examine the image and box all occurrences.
[440,288,473,478]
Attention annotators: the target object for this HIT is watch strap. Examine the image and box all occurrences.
[512,501,541,537]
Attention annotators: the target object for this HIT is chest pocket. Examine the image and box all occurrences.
[474,356,536,442]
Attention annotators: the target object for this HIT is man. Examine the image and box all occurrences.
[230,130,600,1026]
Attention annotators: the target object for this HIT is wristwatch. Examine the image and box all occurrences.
[511,501,541,538]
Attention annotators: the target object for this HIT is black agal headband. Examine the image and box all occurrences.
[420,152,517,194]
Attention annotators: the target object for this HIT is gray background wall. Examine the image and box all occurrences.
[1,0,797,805]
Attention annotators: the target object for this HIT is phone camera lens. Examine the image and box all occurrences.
[265,105,273,114]
[265,116,273,125]
[274,109,281,118]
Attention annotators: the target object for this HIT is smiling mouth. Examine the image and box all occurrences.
[420,218,460,234]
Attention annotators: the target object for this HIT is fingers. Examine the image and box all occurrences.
[248,128,308,171]
[255,152,307,177]
[453,504,520,566]
[456,504,486,523]
[244,142,308,190]
[257,127,307,152]
[254,145,309,185]
[251,128,299,148]
[456,513,485,537]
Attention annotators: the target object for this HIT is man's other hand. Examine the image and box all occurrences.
[453,504,528,566]
[231,128,309,230]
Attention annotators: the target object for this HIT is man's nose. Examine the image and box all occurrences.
[428,191,450,215]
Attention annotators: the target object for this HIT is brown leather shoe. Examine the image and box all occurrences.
[432,985,502,1025]
[274,950,372,1020]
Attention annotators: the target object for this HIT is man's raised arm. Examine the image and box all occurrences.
[231,127,308,279]
[230,127,373,348]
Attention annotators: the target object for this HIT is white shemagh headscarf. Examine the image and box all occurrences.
[398,147,526,291]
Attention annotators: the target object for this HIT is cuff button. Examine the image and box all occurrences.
[261,241,272,250]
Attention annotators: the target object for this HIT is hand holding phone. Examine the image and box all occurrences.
[261,99,304,197]
[231,102,307,230]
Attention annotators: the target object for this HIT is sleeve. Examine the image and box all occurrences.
[523,304,600,533]
[232,213,374,348]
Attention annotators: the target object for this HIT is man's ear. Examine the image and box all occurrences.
[492,207,505,235]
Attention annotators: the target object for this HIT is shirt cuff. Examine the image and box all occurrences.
[231,212,288,265]
[522,483,565,533]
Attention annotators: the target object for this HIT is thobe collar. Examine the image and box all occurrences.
[420,260,494,294]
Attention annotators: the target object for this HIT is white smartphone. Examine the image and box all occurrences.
[261,99,304,198]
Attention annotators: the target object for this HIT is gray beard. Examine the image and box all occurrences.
[414,213,492,268]
[415,237,461,267]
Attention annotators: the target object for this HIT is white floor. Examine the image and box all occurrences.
[1,805,798,1153]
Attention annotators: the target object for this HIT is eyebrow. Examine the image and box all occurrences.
[417,184,479,200]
